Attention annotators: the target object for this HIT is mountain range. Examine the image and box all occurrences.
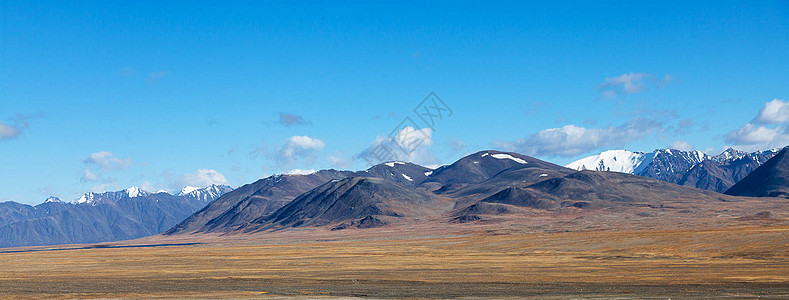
[0,185,232,248]
[3,147,787,248]
[166,148,788,236]
[566,148,780,192]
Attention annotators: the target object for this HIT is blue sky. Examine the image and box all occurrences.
[2,1,789,204]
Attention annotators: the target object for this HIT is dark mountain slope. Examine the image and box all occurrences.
[725,147,789,198]
[249,177,444,230]
[453,169,729,221]
[0,193,209,248]
[528,170,719,205]
[165,170,353,234]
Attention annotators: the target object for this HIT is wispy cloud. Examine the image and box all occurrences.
[278,112,311,126]
[83,151,131,171]
[146,71,169,83]
[327,151,354,169]
[0,122,22,140]
[81,169,99,182]
[668,140,695,151]
[448,138,467,151]
[599,72,674,98]
[0,112,43,141]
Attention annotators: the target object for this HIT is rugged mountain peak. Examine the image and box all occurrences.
[565,147,778,192]
[43,196,63,204]
[176,184,233,202]
[725,147,789,198]
[714,148,748,162]
[258,176,438,230]
[125,186,149,198]
[424,150,551,186]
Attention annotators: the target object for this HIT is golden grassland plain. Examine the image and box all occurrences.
[0,224,788,299]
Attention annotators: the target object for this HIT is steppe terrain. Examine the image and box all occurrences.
[1,200,787,299]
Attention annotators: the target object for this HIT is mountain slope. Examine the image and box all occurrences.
[167,162,439,234]
[356,161,432,186]
[165,170,355,234]
[725,147,789,198]
[248,177,444,230]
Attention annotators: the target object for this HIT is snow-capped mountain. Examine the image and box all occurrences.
[565,150,650,174]
[177,184,234,202]
[43,196,63,203]
[566,148,780,192]
[566,149,708,176]
[74,186,151,205]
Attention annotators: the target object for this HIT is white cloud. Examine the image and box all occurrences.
[754,99,789,124]
[723,123,789,152]
[177,169,229,188]
[275,135,325,167]
[492,117,661,157]
[81,169,99,182]
[722,98,789,152]
[285,169,316,175]
[83,151,131,170]
[668,140,695,151]
[0,122,22,140]
[357,126,439,166]
[599,72,673,98]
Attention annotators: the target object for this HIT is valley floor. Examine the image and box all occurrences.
[0,223,788,299]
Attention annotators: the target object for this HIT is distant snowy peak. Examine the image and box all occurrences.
[565,150,647,173]
[566,148,711,177]
[43,196,63,203]
[177,184,233,202]
[73,187,151,205]
[178,186,201,196]
[713,147,780,164]
[713,148,748,162]
[125,186,149,198]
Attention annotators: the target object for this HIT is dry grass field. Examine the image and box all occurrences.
[1,223,788,299]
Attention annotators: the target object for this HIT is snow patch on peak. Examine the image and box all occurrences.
[490,153,527,164]
[402,174,413,181]
[384,161,406,167]
[285,169,316,175]
[481,152,489,157]
[566,150,646,173]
